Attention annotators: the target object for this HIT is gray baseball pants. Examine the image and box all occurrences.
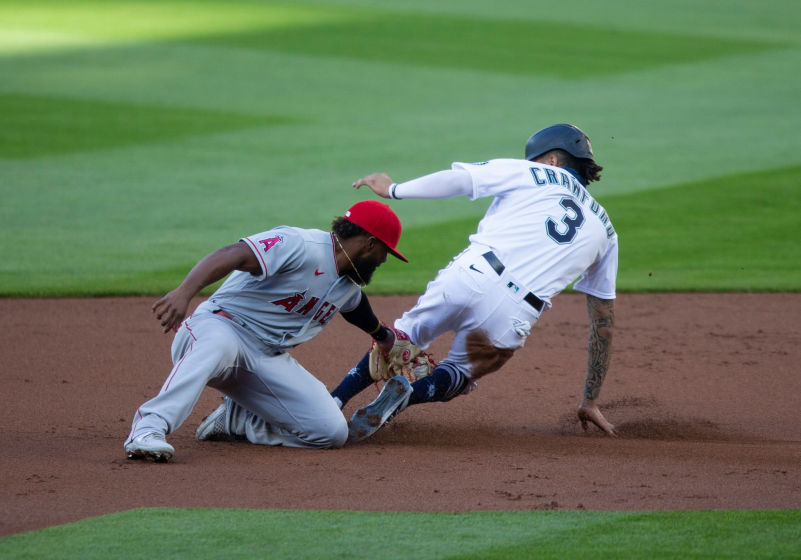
[125,304,347,449]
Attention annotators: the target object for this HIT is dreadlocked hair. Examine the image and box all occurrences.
[545,149,603,184]
[331,216,369,240]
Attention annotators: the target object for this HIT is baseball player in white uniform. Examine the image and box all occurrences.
[331,124,618,441]
[125,200,407,461]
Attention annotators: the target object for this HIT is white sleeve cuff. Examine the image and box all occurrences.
[393,170,473,200]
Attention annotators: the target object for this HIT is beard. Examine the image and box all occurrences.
[347,255,379,286]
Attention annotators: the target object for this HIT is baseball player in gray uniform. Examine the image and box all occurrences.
[331,124,618,441]
[125,200,407,461]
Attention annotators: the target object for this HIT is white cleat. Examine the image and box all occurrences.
[348,376,412,443]
[196,399,233,442]
[125,432,174,462]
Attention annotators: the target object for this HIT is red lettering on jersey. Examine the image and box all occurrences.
[313,301,330,321]
[295,297,320,316]
[319,304,338,325]
[272,292,304,312]
[258,236,283,253]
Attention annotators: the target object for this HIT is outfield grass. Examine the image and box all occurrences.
[1,508,799,559]
[0,0,798,296]
[0,93,293,159]
[2,164,795,296]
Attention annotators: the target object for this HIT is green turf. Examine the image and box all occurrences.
[197,14,776,79]
[602,165,801,292]
[0,93,293,159]
[1,508,799,559]
[0,165,797,296]
[0,0,799,296]
[0,0,353,47]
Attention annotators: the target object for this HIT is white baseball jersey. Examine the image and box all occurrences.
[452,158,618,303]
[392,158,618,376]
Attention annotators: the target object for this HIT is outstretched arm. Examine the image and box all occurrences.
[152,242,261,333]
[353,170,473,200]
[340,292,396,353]
[577,294,617,436]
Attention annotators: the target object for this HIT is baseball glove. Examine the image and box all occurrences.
[368,326,436,383]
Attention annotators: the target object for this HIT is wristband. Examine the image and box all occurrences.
[389,183,401,200]
[371,325,390,342]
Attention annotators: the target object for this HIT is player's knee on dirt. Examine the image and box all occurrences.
[302,414,348,449]
[322,416,349,448]
[465,329,515,380]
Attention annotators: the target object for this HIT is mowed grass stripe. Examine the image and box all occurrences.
[443,510,801,560]
[1,508,799,559]
[0,0,352,45]
[0,93,295,159]
[605,164,801,292]
[1,1,780,77]
[198,13,778,78]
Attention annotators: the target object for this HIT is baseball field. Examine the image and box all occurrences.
[1,0,799,558]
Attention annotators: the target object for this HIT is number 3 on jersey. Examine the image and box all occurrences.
[546,197,585,244]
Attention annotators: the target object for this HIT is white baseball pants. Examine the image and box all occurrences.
[395,244,542,374]
[126,304,347,449]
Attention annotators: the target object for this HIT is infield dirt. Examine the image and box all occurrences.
[1,294,799,536]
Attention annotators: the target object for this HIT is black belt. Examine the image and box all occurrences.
[481,252,545,313]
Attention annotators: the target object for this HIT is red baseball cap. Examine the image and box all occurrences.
[344,200,408,262]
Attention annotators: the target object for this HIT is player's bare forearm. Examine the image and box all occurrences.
[152,242,260,333]
[353,173,393,198]
[578,295,617,435]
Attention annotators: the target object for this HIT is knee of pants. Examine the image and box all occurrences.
[311,415,348,449]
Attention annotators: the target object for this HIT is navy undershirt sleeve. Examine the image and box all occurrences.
[340,293,388,341]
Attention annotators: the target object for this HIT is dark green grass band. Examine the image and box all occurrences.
[0,1,777,78]
[196,12,777,78]
[0,93,295,160]
[1,508,799,559]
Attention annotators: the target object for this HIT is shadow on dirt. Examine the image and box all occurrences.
[559,395,726,441]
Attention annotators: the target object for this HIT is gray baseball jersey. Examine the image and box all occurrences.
[126,226,364,456]
[207,226,362,348]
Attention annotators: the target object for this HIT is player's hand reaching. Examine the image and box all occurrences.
[577,402,617,437]
[353,173,393,199]
[152,289,192,334]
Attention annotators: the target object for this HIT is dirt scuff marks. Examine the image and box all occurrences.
[0,294,800,536]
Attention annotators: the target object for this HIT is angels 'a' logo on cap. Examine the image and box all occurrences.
[345,211,351,217]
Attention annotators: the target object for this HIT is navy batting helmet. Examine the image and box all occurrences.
[525,124,593,161]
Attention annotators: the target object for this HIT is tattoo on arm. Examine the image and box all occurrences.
[584,295,615,400]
